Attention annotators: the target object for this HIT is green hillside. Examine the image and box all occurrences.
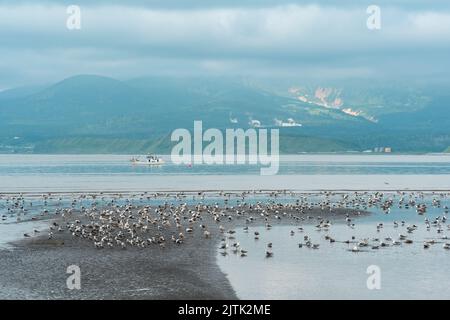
[1,74,450,154]
[29,134,353,154]
[32,135,173,154]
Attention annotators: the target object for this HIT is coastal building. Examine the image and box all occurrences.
[373,147,393,153]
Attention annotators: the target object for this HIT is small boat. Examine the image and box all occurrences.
[130,155,164,165]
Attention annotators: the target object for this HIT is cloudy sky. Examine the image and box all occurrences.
[0,0,450,89]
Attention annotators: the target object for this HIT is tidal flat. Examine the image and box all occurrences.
[0,191,369,299]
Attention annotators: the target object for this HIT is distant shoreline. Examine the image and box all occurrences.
[1,152,449,155]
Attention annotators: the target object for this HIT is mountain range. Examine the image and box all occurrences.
[0,75,449,154]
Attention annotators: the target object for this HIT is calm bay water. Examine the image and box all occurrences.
[1,154,450,176]
[0,154,450,192]
[217,198,450,300]
[1,154,450,299]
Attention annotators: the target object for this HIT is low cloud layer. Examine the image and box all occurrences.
[1,1,450,88]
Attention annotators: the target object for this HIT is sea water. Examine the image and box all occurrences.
[217,197,450,299]
[0,154,450,192]
[1,154,450,298]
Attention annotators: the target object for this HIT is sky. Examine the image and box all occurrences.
[0,0,450,89]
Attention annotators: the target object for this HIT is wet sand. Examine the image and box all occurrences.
[0,206,366,300]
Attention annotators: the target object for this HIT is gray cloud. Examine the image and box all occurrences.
[2,1,450,10]
[0,1,449,88]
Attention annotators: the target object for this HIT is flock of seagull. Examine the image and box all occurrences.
[218,214,450,259]
[1,190,449,256]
